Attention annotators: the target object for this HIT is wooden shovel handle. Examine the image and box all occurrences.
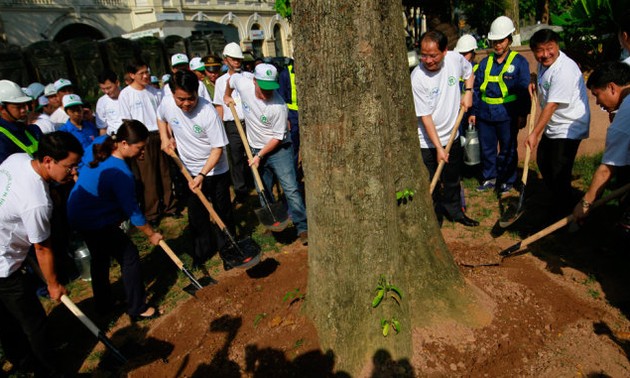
[519,182,630,250]
[227,103,266,192]
[165,149,227,230]
[158,240,185,270]
[60,294,100,336]
[521,91,538,185]
[429,105,466,194]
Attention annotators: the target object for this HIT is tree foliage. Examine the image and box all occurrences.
[274,0,292,21]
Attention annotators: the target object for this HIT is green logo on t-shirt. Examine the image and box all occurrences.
[448,76,456,86]
[543,81,551,90]
[193,124,202,134]
[260,115,268,124]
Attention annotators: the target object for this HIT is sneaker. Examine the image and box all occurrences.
[298,231,308,246]
[476,180,496,192]
[498,183,514,196]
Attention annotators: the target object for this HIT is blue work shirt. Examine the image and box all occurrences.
[59,119,99,151]
[471,51,531,122]
[0,117,42,164]
[80,134,108,170]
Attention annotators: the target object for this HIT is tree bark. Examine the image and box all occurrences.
[293,1,483,375]
[505,0,521,34]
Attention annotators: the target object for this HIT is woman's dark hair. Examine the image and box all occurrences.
[36,131,84,162]
[529,29,561,50]
[169,70,199,95]
[90,119,149,168]
[420,30,448,52]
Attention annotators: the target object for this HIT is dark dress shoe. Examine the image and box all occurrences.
[454,214,479,227]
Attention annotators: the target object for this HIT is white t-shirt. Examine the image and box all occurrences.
[0,154,52,277]
[229,73,289,149]
[50,106,69,127]
[95,94,123,135]
[163,81,212,102]
[214,72,251,121]
[118,85,162,132]
[602,95,630,167]
[34,113,56,134]
[411,51,472,148]
[157,96,229,176]
[537,51,590,140]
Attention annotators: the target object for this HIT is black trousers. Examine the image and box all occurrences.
[187,172,234,265]
[421,139,465,220]
[223,120,253,196]
[537,135,581,217]
[0,269,58,375]
[81,225,148,317]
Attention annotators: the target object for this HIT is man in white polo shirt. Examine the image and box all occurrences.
[49,78,73,127]
[412,30,479,227]
[214,42,252,204]
[95,69,122,135]
[118,59,176,225]
[224,63,308,244]
[527,29,590,219]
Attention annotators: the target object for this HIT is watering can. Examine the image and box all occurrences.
[73,242,92,282]
[461,123,480,166]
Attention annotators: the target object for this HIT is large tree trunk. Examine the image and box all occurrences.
[293,1,484,375]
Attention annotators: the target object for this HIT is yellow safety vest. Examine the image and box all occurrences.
[480,50,518,105]
[287,65,298,111]
[0,126,38,157]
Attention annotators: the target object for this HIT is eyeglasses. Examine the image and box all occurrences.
[54,160,79,174]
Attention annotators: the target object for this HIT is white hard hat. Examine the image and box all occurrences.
[223,42,244,59]
[488,16,515,41]
[0,80,33,105]
[454,34,477,53]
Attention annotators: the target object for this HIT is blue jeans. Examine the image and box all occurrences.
[252,143,307,234]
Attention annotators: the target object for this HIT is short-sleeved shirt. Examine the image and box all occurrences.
[34,113,56,134]
[229,73,289,149]
[411,51,472,148]
[50,106,69,127]
[602,95,630,167]
[214,72,248,121]
[537,51,590,140]
[95,94,123,135]
[157,96,229,176]
[118,85,162,132]
[67,154,146,230]
[0,153,52,277]
[59,119,99,150]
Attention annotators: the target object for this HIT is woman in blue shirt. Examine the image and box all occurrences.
[67,119,162,321]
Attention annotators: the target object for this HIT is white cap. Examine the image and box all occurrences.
[38,96,49,106]
[162,74,171,83]
[150,75,159,84]
[44,83,57,96]
[62,94,83,109]
[189,57,205,71]
[488,16,515,40]
[54,78,72,92]
[254,63,279,90]
[223,42,244,59]
[454,34,478,53]
[25,82,45,100]
[171,53,189,67]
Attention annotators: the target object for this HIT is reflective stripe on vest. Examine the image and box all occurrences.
[0,126,38,157]
[287,65,298,111]
[480,51,518,105]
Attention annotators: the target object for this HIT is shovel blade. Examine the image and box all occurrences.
[221,236,262,270]
[254,201,290,232]
[498,189,526,228]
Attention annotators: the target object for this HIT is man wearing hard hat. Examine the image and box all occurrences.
[0,80,43,164]
[214,42,253,204]
[469,16,531,196]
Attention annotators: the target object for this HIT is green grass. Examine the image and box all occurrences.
[572,152,603,190]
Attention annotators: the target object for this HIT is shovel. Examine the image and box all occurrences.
[228,103,290,232]
[499,91,538,228]
[157,240,217,295]
[166,149,261,270]
[429,105,466,194]
[499,183,630,257]
[26,257,128,364]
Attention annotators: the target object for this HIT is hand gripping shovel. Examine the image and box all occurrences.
[26,257,128,364]
[429,105,466,194]
[228,103,290,232]
[499,91,538,228]
[499,183,630,258]
[157,240,216,295]
[166,149,261,270]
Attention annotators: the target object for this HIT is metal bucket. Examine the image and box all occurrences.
[462,123,481,166]
[74,244,92,282]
